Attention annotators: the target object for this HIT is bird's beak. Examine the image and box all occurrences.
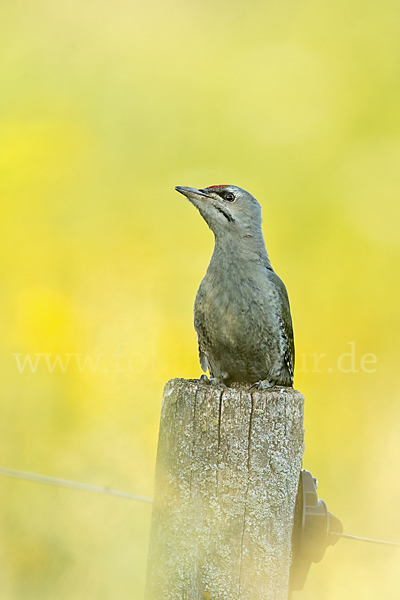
[175,186,211,199]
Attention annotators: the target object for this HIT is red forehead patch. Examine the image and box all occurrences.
[205,185,229,190]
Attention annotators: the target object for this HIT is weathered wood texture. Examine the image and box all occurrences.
[145,378,304,600]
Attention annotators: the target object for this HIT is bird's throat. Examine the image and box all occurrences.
[212,230,272,271]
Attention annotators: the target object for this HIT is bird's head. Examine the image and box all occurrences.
[175,185,263,237]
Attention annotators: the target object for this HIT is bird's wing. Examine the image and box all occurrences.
[268,271,295,384]
[277,314,295,384]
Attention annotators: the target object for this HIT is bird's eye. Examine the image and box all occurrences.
[224,192,235,202]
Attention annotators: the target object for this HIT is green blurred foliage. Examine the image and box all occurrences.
[1,0,400,597]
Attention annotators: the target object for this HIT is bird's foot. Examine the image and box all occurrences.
[200,374,226,387]
[249,379,275,391]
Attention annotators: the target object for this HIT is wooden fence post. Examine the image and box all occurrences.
[145,378,304,600]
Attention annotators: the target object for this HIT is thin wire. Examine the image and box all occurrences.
[1,467,400,547]
[0,466,153,504]
[333,532,400,547]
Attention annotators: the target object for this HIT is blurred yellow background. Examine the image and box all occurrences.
[1,0,400,598]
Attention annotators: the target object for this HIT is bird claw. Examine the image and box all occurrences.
[211,378,226,388]
[249,380,274,391]
[200,374,226,387]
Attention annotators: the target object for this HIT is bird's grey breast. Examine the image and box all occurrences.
[194,261,283,369]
